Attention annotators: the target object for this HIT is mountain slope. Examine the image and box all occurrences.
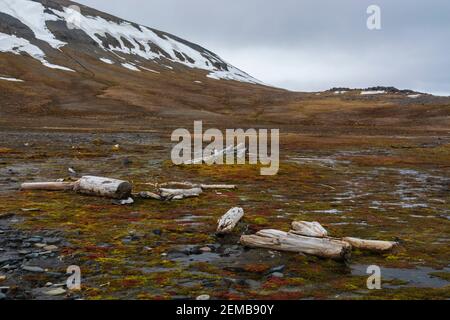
[0,0,260,83]
[0,0,449,133]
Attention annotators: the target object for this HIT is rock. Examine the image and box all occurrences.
[26,237,42,243]
[34,243,47,248]
[0,292,5,300]
[199,246,212,253]
[196,294,210,301]
[269,272,284,278]
[0,275,6,281]
[22,265,45,273]
[152,229,162,236]
[44,288,66,296]
[44,237,62,245]
[122,157,132,166]
[267,265,285,274]
[44,245,58,251]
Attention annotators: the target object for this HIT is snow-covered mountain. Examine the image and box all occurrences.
[0,0,260,84]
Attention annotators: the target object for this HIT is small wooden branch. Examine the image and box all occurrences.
[20,182,75,191]
[291,221,328,238]
[217,207,244,234]
[137,191,162,200]
[240,229,351,261]
[73,176,132,199]
[158,181,236,190]
[342,237,398,252]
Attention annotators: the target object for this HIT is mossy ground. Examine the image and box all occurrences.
[0,130,448,300]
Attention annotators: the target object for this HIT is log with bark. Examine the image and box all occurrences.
[73,176,132,199]
[240,229,351,260]
[217,207,244,234]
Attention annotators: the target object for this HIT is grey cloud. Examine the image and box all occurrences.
[76,0,450,95]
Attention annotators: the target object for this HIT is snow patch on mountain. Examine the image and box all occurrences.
[0,76,23,82]
[361,90,385,95]
[0,0,261,84]
[121,62,140,71]
[100,58,114,64]
[0,32,74,71]
[0,0,66,49]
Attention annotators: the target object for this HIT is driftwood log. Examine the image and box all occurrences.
[159,187,203,200]
[342,237,398,252]
[240,229,351,260]
[291,221,328,238]
[20,182,75,191]
[138,191,162,200]
[217,207,244,234]
[73,176,132,199]
[158,181,236,190]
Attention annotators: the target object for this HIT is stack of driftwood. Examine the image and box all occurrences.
[21,176,236,203]
[215,210,398,261]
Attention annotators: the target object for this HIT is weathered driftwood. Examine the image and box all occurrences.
[159,187,203,200]
[184,143,246,165]
[217,207,244,234]
[138,191,162,200]
[291,221,328,238]
[20,182,75,191]
[342,237,398,252]
[158,181,236,190]
[73,176,132,199]
[240,229,351,260]
[201,184,236,190]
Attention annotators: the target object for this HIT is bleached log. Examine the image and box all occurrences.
[240,229,351,260]
[159,187,203,200]
[138,191,162,200]
[20,182,75,191]
[159,181,236,190]
[73,176,132,199]
[217,207,244,234]
[291,221,328,238]
[342,237,398,252]
[201,184,236,190]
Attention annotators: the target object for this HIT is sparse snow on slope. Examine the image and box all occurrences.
[361,90,386,95]
[0,32,74,71]
[100,58,114,64]
[0,76,23,82]
[121,62,140,71]
[0,0,260,84]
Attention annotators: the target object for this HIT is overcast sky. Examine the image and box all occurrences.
[76,0,450,95]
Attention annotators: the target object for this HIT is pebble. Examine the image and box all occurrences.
[268,265,285,274]
[270,272,284,278]
[199,246,212,253]
[44,288,66,296]
[196,294,210,301]
[34,243,47,248]
[44,237,61,245]
[0,275,6,281]
[27,237,42,243]
[44,245,58,251]
[22,265,45,273]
